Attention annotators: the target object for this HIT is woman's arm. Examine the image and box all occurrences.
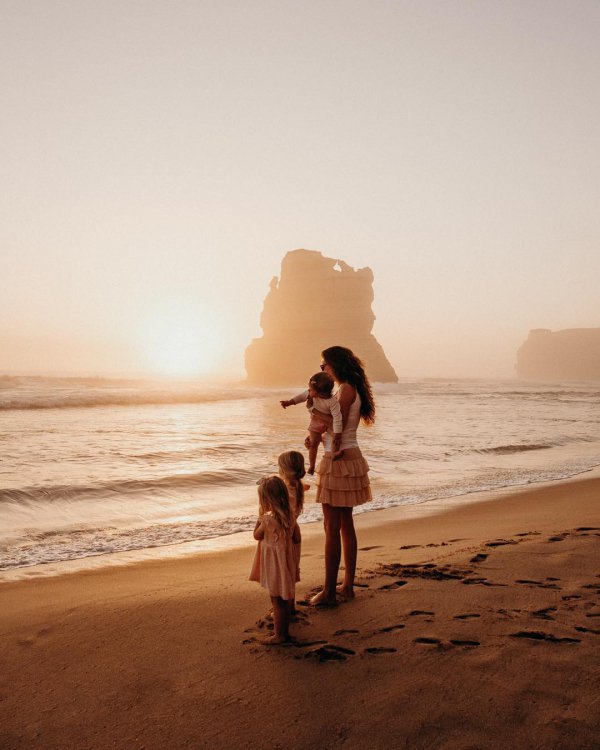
[329,397,343,434]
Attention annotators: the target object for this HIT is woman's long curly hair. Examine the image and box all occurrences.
[322,345,375,425]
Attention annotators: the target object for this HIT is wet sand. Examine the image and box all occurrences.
[1,472,599,749]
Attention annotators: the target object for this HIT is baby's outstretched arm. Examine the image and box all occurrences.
[280,389,309,409]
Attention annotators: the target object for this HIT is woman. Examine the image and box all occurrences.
[310,345,375,606]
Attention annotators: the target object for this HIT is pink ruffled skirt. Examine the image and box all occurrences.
[315,447,371,507]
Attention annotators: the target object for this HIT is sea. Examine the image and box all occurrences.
[1,376,599,579]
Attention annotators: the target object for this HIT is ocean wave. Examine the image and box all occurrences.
[474,443,554,455]
[0,389,270,411]
[3,460,599,572]
[0,468,258,505]
[126,444,245,463]
[0,515,260,570]
[2,374,599,411]
[0,375,298,411]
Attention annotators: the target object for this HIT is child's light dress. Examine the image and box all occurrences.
[249,515,297,600]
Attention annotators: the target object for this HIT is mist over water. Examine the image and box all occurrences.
[1,377,599,574]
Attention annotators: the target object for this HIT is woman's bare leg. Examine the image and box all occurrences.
[310,504,342,606]
[337,508,357,598]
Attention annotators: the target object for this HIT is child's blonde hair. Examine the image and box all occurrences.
[278,451,306,516]
[257,475,294,531]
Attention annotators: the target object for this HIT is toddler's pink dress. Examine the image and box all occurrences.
[249,515,297,600]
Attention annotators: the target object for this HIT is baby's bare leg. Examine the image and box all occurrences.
[307,430,322,474]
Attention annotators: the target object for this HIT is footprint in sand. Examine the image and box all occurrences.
[454,613,481,620]
[486,539,517,547]
[450,640,480,647]
[575,626,600,635]
[470,553,488,563]
[509,631,580,644]
[399,544,421,550]
[364,647,397,654]
[462,577,507,587]
[409,610,434,617]
[515,579,561,590]
[375,624,406,633]
[304,644,356,661]
[532,607,557,620]
[548,534,568,542]
[379,580,408,590]
[359,545,383,551]
[414,637,442,645]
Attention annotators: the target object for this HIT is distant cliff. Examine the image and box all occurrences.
[516,328,600,380]
[245,249,398,385]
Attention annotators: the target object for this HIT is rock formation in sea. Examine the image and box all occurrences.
[516,328,600,380]
[245,249,398,385]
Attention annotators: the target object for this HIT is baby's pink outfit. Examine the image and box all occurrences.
[249,515,297,600]
[290,389,343,435]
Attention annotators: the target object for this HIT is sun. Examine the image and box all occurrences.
[139,308,223,377]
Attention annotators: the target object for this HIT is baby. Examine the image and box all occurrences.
[280,372,343,474]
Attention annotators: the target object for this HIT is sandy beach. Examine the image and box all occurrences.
[1,473,599,750]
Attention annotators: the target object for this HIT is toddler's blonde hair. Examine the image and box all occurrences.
[278,450,306,516]
[257,475,294,531]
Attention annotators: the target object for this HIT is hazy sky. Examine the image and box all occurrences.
[2,0,599,379]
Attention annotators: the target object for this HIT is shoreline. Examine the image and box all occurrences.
[1,472,599,748]
[3,463,600,583]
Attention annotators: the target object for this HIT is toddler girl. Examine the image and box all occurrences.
[249,475,300,644]
[278,450,309,614]
[280,371,343,474]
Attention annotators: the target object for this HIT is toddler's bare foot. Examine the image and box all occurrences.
[309,590,337,607]
[336,585,355,599]
[260,633,289,645]
[307,465,315,475]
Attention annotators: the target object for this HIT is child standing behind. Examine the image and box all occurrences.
[278,450,309,614]
[249,475,300,644]
[280,372,343,474]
